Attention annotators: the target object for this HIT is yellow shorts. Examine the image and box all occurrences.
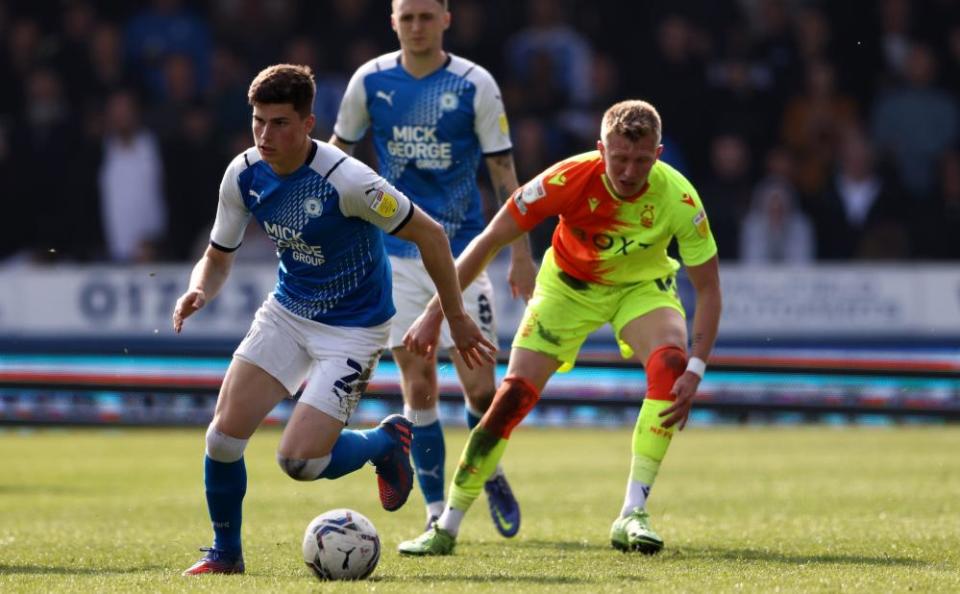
[512,249,685,372]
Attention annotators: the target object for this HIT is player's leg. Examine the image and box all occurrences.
[276,318,414,511]
[388,256,447,522]
[450,349,522,538]
[184,298,314,575]
[443,348,557,529]
[393,347,445,521]
[399,252,607,555]
[399,348,557,555]
[611,298,688,554]
[449,272,521,537]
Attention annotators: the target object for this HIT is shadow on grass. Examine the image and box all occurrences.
[502,539,612,551]
[0,484,88,495]
[0,564,167,575]
[371,574,595,584]
[676,546,926,567]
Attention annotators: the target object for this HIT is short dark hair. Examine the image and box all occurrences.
[247,64,316,118]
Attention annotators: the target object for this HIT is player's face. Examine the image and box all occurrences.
[251,102,315,172]
[598,132,664,196]
[392,0,450,55]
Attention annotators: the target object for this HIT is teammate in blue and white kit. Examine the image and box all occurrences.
[173,64,495,576]
[331,0,536,538]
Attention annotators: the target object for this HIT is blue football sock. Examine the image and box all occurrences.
[412,420,445,504]
[204,456,246,556]
[465,408,482,430]
[318,428,392,479]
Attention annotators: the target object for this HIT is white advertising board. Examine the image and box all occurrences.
[0,262,958,341]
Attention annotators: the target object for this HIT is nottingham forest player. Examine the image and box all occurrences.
[397,99,722,555]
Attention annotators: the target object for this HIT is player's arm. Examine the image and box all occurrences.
[172,244,236,334]
[659,255,722,429]
[329,64,370,157]
[685,255,722,364]
[174,154,250,333]
[485,152,536,301]
[393,206,497,368]
[328,134,355,155]
[403,203,526,357]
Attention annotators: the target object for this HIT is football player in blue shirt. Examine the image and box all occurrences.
[174,63,495,575]
[331,0,536,539]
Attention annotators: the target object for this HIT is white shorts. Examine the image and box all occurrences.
[388,255,497,350]
[234,296,390,423]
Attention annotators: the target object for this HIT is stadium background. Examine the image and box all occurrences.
[0,0,958,426]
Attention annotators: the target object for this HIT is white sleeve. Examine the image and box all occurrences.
[209,155,252,250]
[472,67,512,154]
[333,67,370,143]
[332,156,414,234]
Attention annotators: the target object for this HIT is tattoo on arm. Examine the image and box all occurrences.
[495,183,512,206]
[487,154,518,205]
[692,332,704,351]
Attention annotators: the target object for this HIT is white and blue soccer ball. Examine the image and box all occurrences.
[302,508,381,581]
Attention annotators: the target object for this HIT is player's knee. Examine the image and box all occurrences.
[479,376,540,439]
[464,387,495,413]
[402,378,437,408]
[205,424,249,463]
[645,344,687,400]
[276,453,330,481]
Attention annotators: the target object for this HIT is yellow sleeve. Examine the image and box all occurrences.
[673,185,718,267]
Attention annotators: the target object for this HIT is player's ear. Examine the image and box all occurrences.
[443,10,451,30]
[597,140,605,156]
[304,113,316,134]
[655,144,664,159]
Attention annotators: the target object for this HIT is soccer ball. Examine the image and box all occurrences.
[302,508,381,581]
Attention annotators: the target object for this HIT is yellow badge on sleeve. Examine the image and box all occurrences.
[693,209,709,238]
[371,190,399,217]
[499,113,510,135]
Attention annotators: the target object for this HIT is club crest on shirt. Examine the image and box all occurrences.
[302,197,323,218]
[440,91,459,112]
[641,204,655,228]
[370,190,399,217]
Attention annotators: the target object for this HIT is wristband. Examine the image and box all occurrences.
[686,357,706,378]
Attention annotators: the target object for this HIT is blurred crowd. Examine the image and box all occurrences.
[1,0,958,265]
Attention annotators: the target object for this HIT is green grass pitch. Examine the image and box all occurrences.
[1,425,958,593]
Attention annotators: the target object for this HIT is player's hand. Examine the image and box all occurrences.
[508,255,537,303]
[446,312,497,370]
[403,307,445,358]
[658,371,701,430]
[172,289,207,334]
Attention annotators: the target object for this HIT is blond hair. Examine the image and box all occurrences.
[601,100,662,144]
[392,0,449,10]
